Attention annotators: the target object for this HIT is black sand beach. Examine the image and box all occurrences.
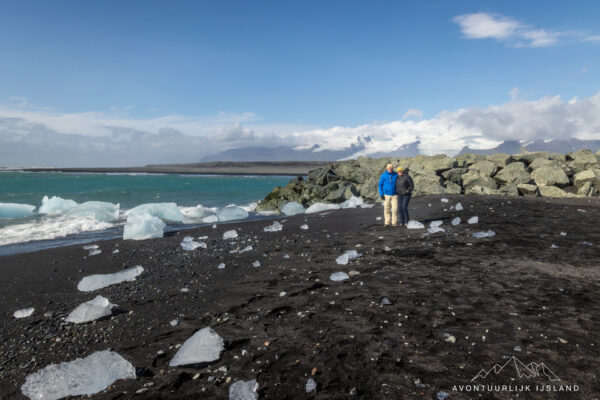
[1,194,599,399]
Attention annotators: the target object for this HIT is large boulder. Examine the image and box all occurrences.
[455,153,485,168]
[406,154,455,174]
[324,182,358,202]
[550,153,567,162]
[308,167,340,186]
[465,185,502,195]
[356,176,380,201]
[567,149,599,174]
[538,185,573,198]
[494,162,530,186]
[444,181,462,194]
[469,160,497,177]
[530,165,570,188]
[356,157,391,173]
[331,162,371,184]
[485,153,512,168]
[573,169,600,188]
[517,183,539,196]
[529,157,556,171]
[513,152,550,165]
[441,168,467,186]
[499,184,520,197]
[412,175,446,196]
[461,170,498,189]
[577,182,597,197]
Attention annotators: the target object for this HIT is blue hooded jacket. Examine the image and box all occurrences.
[378,170,398,196]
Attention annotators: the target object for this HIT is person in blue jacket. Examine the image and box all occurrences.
[378,163,399,226]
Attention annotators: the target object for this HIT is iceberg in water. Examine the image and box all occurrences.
[341,196,364,209]
[202,215,218,223]
[216,206,249,222]
[169,327,224,367]
[66,296,115,324]
[125,202,184,222]
[21,350,136,400]
[13,308,35,318]
[0,203,36,219]
[39,196,78,214]
[305,203,341,214]
[67,201,120,222]
[180,204,215,221]
[123,214,165,240]
[264,221,283,232]
[229,380,259,400]
[281,202,305,216]
[77,266,144,292]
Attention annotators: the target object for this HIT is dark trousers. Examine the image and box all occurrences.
[399,194,411,224]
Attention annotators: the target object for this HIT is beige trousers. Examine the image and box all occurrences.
[383,195,398,225]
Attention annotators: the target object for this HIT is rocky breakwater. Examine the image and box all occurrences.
[257,149,600,212]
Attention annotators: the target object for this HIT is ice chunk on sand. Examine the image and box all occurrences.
[180,240,205,251]
[239,245,253,253]
[341,196,364,209]
[282,202,305,216]
[428,220,445,234]
[216,206,248,222]
[123,213,165,240]
[39,196,78,214]
[455,202,463,211]
[229,380,259,400]
[67,201,119,222]
[330,272,350,281]
[125,203,184,222]
[472,230,495,238]
[77,266,144,292]
[305,203,341,214]
[252,261,261,267]
[336,250,361,265]
[223,230,238,240]
[13,308,34,318]
[169,327,224,367]
[376,216,382,221]
[21,350,135,400]
[203,215,218,223]
[66,296,115,324]
[441,198,449,203]
[83,244,99,250]
[264,221,283,232]
[218,263,225,269]
[300,224,309,230]
[0,203,36,219]
[467,216,478,224]
[306,377,317,392]
[89,249,101,256]
[407,220,425,229]
[560,231,567,236]
[451,217,461,226]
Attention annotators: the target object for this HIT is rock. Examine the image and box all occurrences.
[530,165,570,188]
[455,153,485,168]
[412,175,446,196]
[332,163,371,184]
[498,184,519,197]
[573,169,600,188]
[461,170,498,189]
[308,167,339,186]
[577,181,597,197]
[529,157,557,171]
[517,183,539,196]
[513,151,550,165]
[465,185,501,195]
[356,176,380,201]
[406,154,456,174]
[469,160,497,177]
[441,168,467,186]
[494,161,530,186]
[324,182,358,202]
[485,153,512,168]
[538,185,569,198]
[229,380,258,400]
[444,181,462,194]
[567,149,598,173]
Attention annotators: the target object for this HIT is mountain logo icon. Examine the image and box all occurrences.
[471,357,561,382]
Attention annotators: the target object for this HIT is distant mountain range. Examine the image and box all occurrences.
[201,138,600,162]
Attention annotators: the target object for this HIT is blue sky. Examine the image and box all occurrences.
[1,1,600,165]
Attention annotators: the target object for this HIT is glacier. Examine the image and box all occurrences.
[21,350,136,400]
[123,214,166,240]
[77,266,144,292]
[0,203,36,219]
[39,196,78,214]
[169,327,224,366]
[66,296,115,324]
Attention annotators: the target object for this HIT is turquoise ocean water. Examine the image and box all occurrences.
[0,172,292,255]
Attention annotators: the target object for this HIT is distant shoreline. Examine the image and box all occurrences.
[2,161,331,176]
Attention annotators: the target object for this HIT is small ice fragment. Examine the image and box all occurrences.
[183,236,194,242]
[212,224,217,228]
[283,254,290,259]
[381,297,391,305]
[330,272,350,281]
[252,261,261,268]
[239,245,253,253]
[66,295,115,324]
[169,327,224,366]
[180,288,190,293]
[430,220,443,228]
[455,202,463,211]
[223,230,238,240]
[376,216,382,221]
[305,377,317,392]
[437,391,450,400]
[77,266,144,292]
[279,291,287,297]
[218,263,225,269]
[229,379,258,400]
[451,217,460,225]
[264,221,283,232]
[472,230,495,238]
[83,244,99,250]
[89,249,101,256]
[467,216,478,224]
[282,202,305,216]
[335,250,361,265]
[20,350,136,400]
[112,249,119,254]
[198,236,208,240]
[300,224,309,230]
[181,240,203,251]
[13,308,34,318]
[441,198,449,203]
[407,220,425,229]
[551,244,558,249]
[514,345,522,352]
[170,319,180,327]
[560,232,567,236]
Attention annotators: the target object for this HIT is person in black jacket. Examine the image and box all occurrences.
[395,167,414,226]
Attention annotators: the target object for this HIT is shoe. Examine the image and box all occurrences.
[392,224,398,227]
[384,224,390,227]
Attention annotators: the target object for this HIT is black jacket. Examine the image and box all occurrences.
[395,174,414,196]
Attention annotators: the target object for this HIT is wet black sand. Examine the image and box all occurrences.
[1,194,599,399]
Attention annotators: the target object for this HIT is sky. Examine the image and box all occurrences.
[1,0,599,166]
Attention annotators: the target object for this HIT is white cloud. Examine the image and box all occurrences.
[402,108,423,120]
[452,13,566,47]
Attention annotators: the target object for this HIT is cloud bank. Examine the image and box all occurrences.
[1,92,599,166]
